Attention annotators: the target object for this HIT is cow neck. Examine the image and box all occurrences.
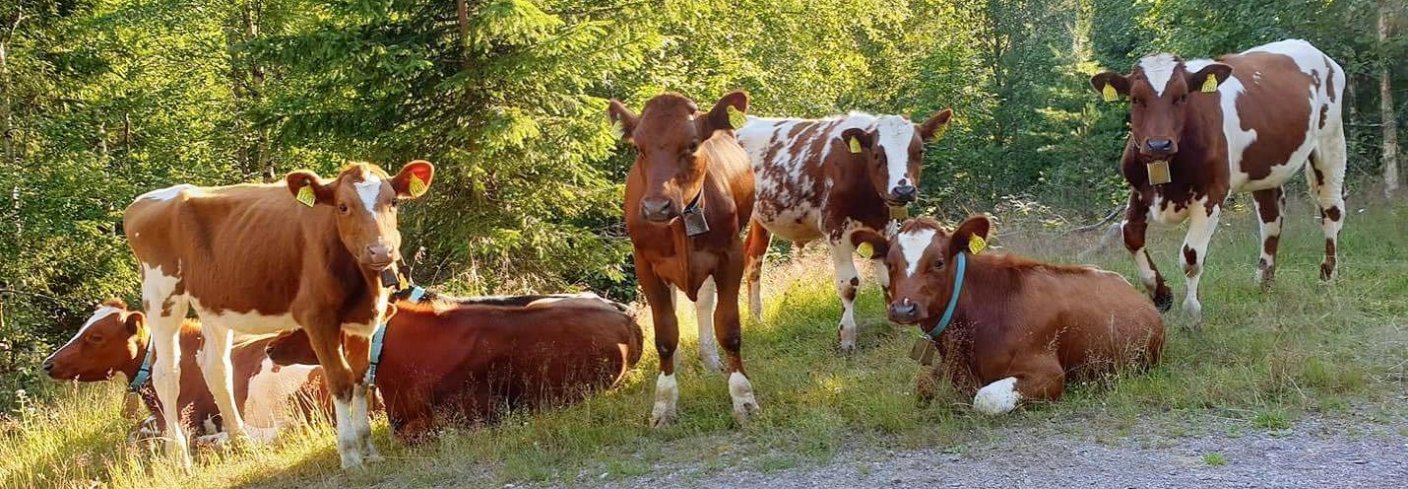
[922,252,968,340]
[126,332,155,393]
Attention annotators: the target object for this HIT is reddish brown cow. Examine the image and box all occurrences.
[858,216,1163,414]
[737,109,952,351]
[124,161,433,468]
[42,300,328,444]
[1090,39,1346,326]
[263,295,642,442]
[607,91,760,426]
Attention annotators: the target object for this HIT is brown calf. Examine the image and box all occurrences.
[263,296,642,442]
[737,109,952,351]
[1090,39,1346,326]
[42,300,327,443]
[124,161,433,468]
[860,216,1164,414]
[608,91,760,426]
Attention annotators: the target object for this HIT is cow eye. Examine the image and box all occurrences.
[337,203,350,214]
[687,141,699,153]
[1176,94,1188,104]
[85,334,103,344]
[931,259,945,270]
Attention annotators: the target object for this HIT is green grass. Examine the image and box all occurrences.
[3,200,1406,488]
[1203,452,1227,466]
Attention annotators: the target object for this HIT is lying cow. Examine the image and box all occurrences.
[858,216,1164,414]
[1089,39,1347,326]
[264,295,642,442]
[42,299,328,443]
[738,108,952,352]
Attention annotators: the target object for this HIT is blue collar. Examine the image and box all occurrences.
[128,339,155,393]
[364,320,389,387]
[924,252,967,340]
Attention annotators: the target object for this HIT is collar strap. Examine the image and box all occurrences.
[364,281,431,387]
[925,252,967,340]
[682,187,704,214]
[128,339,155,393]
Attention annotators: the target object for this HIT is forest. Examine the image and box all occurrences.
[1,0,1405,413]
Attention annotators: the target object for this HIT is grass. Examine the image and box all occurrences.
[1202,452,1227,466]
[2,200,1406,488]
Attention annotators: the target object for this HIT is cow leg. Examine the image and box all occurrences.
[714,253,758,424]
[830,239,861,352]
[298,318,368,468]
[140,264,191,468]
[1122,192,1172,312]
[743,219,771,323]
[1251,187,1285,290]
[1180,199,1222,328]
[195,323,250,447]
[973,355,1064,415]
[637,261,680,428]
[342,334,380,462]
[1309,132,1347,280]
[693,276,723,372]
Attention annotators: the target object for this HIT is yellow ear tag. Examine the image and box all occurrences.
[1201,74,1218,93]
[1102,83,1118,102]
[726,105,746,129]
[968,234,987,255]
[857,242,874,259]
[610,120,624,140]
[848,137,862,154]
[408,174,428,198]
[296,184,316,207]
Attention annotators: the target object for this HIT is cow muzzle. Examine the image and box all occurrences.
[1141,138,1177,157]
[888,299,921,324]
[640,197,675,222]
[889,184,918,205]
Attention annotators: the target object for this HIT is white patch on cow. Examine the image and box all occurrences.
[897,228,937,277]
[136,184,197,202]
[243,359,319,433]
[354,173,383,214]
[1131,246,1158,291]
[45,307,122,363]
[1139,53,1180,97]
[190,299,298,335]
[650,372,678,427]
[693,277,722,372]
[728,371,759,421]
[332,395,363,468]
[873,115,916,194]
[973,377,1022,415]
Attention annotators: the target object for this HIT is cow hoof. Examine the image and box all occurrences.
[1153,293,1173,313]
[193,432,229,449]
[1319,263,1337,281]
[728,371,759,424]
[701,355,724,373]
[733,400,760,425]
[339,449,366,469]
[650,409,677,428]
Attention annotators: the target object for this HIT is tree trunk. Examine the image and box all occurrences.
[1,32,13,167]
[457,0,471,70]
[1380,0,1399,198]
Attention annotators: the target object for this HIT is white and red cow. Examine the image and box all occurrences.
[1090,39,1346,326]
[123,161,433,468]
[738,109,952,351]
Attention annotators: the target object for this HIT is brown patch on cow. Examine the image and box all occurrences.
[1325,60,1337,102]
[842,286,857,302]
[1313,166,1325,187]
[1325,206,1342,222]
[1321,238,1338,280]
[1182,245,1198,277]
[1319,104,1329,130]
[849,277,859,287]
[1263,235,1279,257]
[1229,52,1314,181]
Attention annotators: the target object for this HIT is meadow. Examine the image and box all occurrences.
[2,197,1405,488]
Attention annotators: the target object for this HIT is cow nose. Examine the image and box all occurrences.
[1144,139,1175,154]
[640,198,674,222]
[889,302,919,322]
[890,185,918,203]
[367,244,392,268]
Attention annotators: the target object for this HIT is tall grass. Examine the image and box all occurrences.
[3,201,1405,488]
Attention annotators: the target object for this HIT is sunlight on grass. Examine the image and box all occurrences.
[4,202,1406,488]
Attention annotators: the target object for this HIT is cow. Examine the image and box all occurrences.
[607,90,760,427]
[263,295,643,442]
[856,215,1164,414]
[1089,39,1347,326]
[123,160,434,468]
[737,109,953,351]
[41,299,327,444]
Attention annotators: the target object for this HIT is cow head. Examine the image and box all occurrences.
[1091,55,1232,159]
[854,216,990,325]
[43,299,146,382]
[285,161,434,271]
[838,109,952,207]
[265,329,320,366]
[609,91,749,222]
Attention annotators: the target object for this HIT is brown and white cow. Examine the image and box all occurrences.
[1090,39,1346,326]
[737,109,952,351]
[608,91,760,426]
[123,161,433,468]
[263,294,642,442]
[42,300,327,444]
[858,216,1164,414]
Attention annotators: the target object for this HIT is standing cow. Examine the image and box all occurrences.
[123,161,433,468]
[608,91,760,427]
[1090,39,1346,326]
[738,109,952,351]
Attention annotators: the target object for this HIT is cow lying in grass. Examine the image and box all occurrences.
[856,216,1164,414]
[42,299,328,444]
[265,294,642,442]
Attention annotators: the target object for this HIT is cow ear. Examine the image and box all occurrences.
[849,229,891,261]
[285,171,335,207]
[948,215,993,259]
[917,108,953,141]
[838,128,875,155]
[124,311,146,335]
[391,160,435,199]
[1090,71,1130,100]
[1186,63,1233,94]
[607,100,639,143]
[704,90,750,136]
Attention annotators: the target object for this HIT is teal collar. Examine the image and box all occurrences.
[364,320,389,388]
[128,339,155,393]
[924,252,967,340]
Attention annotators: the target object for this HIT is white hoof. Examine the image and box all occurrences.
[838,323,858,353]
[973,377,1021,415]
[728,372,759,424]
[650,373,679,428]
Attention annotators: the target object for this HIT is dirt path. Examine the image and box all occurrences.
[581,415,1407,488]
